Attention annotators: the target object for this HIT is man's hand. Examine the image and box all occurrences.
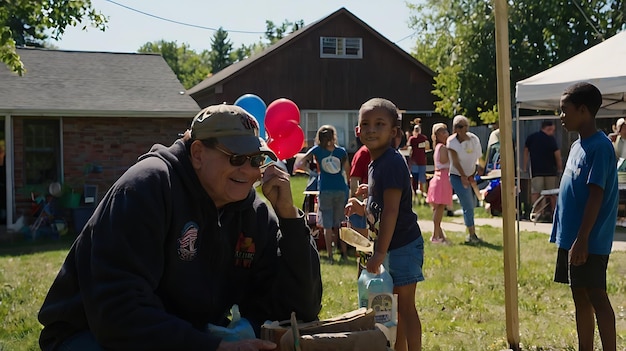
[217,339,277,351]
[569,238,589,266]
[261,165,298,218]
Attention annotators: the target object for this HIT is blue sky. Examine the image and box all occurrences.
[54,0,419,54]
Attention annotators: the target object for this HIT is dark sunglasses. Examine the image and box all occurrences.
[454,124,467,129]
[214,145,268,168]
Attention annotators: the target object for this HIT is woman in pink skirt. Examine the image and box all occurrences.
[426,123,453,243]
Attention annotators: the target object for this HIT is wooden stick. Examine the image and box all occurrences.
[494,0,520,349]
[290,312,302,351]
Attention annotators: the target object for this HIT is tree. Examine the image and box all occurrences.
[138,40,210,89]
[264,19,305,44]
[0,0,107,75]
[233,19,305,60]
[138,20,304,89]
[137,18,305,89]
[233,43,252,62]
[409,0,626,123]
[209,27,234,74]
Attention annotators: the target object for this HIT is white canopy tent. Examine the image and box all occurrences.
[516,30,626,117]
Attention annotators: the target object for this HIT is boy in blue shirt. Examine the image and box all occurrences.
[552,82,617,351]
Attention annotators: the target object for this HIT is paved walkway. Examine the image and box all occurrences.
[418,216,626,253]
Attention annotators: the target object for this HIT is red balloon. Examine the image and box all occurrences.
[266,118,299,140]
[265,98,300,135]
[267,121,305,160]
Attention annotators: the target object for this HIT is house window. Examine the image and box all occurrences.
[305,112,318,147]
[320,37,362,58]
[24,120,61,186]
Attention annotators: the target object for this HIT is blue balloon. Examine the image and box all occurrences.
[234,94,267,139]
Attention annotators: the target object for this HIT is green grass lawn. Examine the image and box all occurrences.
[1,174,625,350]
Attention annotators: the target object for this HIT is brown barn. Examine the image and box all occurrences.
[188,7,440,153]
[0,48,199,235]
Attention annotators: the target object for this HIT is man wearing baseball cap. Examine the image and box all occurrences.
[39,104,322,351]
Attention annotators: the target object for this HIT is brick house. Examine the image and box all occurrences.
[187,7,442,153]
[0,48,199,231]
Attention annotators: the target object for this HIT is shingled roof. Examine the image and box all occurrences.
[0,48,199,117]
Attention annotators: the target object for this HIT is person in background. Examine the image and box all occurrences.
[481,122,502,216]
[397,128,408,150]
[295,125,351,263]
[484,121,500,172]
[349,126,371,239]
[38,104,322,351]
[447,115,484,244]
[523,120,563,220]
[407,124,430,203]
[612,117,626,159]
[348,127,371,278]
[347,98,424,351]
[487,121,500,150]
[426,123,452,244]
[552,82,617,351]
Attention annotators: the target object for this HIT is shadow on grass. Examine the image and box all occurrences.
[0,234,75,257]
[462,239,503,251]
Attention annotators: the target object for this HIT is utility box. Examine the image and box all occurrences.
[83,184,98,205]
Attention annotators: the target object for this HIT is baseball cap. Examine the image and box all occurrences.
[190,104,277,160]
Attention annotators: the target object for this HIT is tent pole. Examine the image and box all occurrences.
[494,0,520,349]
[516,104,521,268]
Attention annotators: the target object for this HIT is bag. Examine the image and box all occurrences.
[261,308,389,351]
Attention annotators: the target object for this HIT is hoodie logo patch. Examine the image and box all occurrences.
[234,232,255,268]
[178,222,199,261]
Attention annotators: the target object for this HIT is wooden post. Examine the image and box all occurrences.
[494,0,520,349]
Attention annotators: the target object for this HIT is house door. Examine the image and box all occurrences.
[0,117,5,225]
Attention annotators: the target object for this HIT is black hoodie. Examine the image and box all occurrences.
[39,139,322,350]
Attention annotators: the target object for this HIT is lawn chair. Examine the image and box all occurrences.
[29,182,64,239]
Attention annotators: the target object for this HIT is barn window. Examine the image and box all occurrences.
[320,37,362,58]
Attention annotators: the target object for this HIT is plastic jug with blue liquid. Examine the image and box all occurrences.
[358,264,393,307]
[206,304,256,341]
